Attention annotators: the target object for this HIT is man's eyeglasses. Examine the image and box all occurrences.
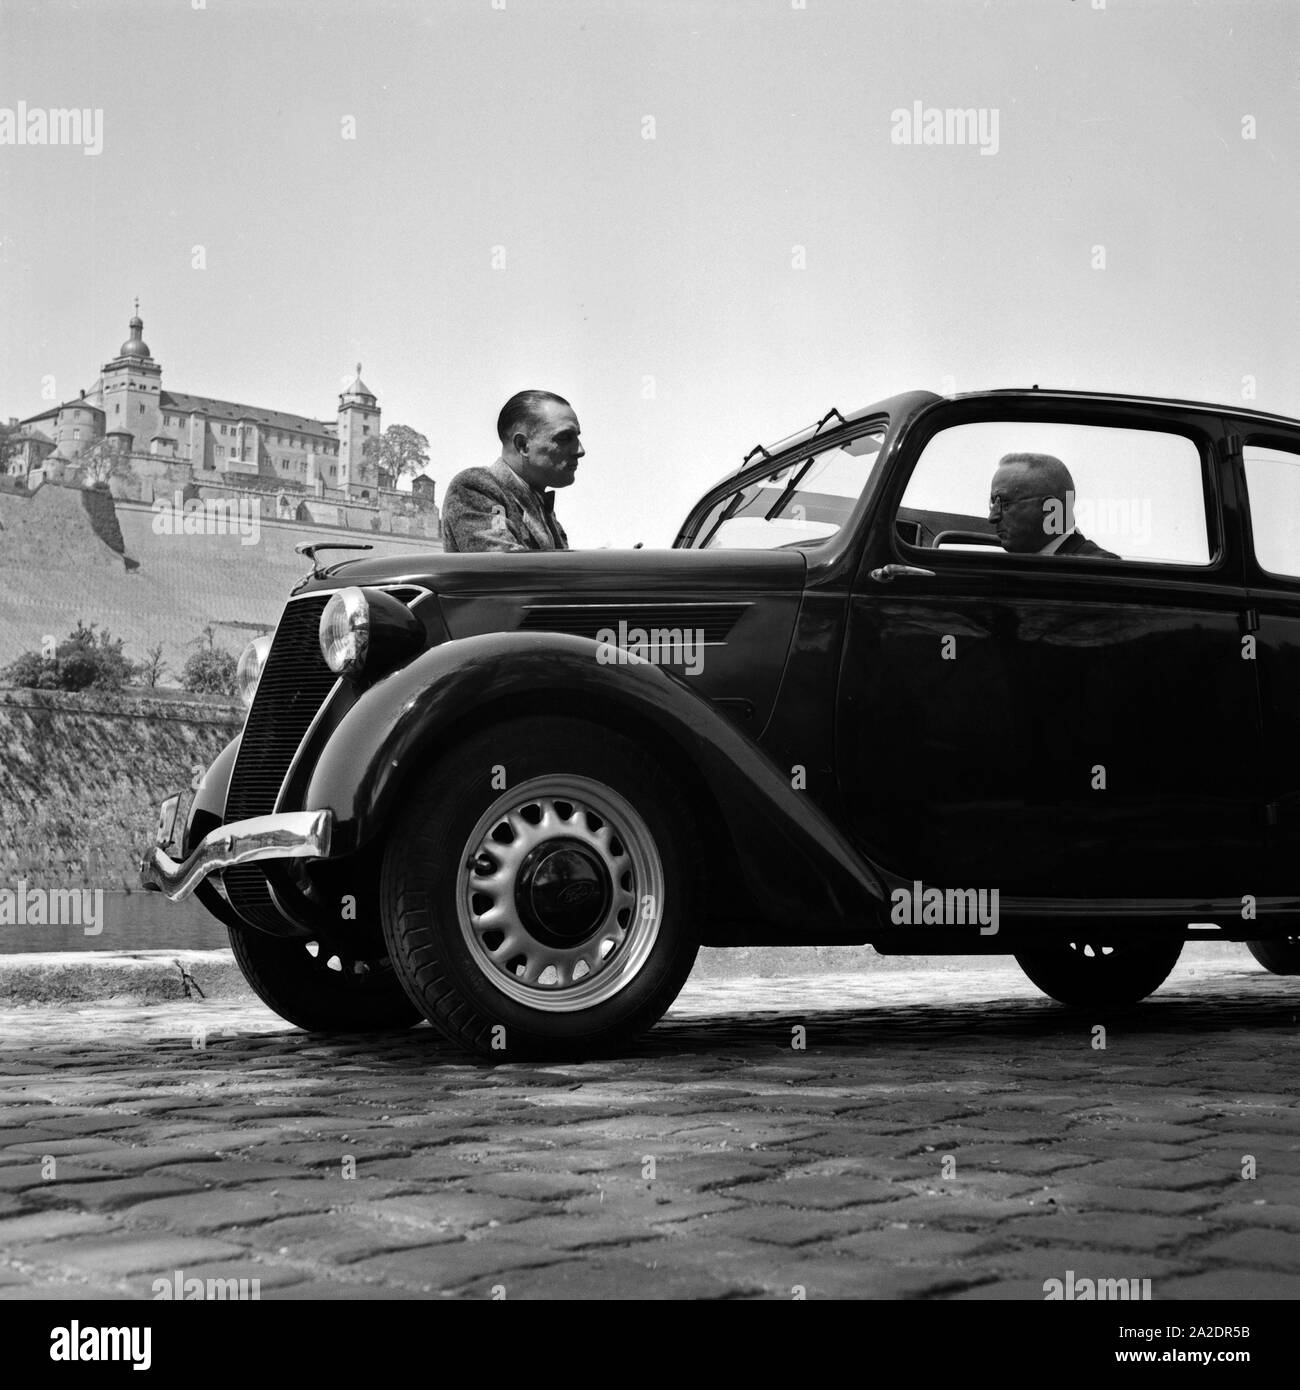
[988,492,1051,516]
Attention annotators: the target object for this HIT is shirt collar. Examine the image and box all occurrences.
[490,456,551,506]
[1038,526,1077,555]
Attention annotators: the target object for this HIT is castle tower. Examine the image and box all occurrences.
[337,363,380,495]
[99,300,162,453]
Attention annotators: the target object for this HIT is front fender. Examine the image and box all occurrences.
[305,632,884,929]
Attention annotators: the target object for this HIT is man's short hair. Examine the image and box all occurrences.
[997,451,1075,497]
[497,390,571,445]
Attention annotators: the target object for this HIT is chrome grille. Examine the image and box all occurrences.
[225,594,336,822]
[224,594,335,931]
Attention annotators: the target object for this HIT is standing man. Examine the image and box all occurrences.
[442,390,583,552]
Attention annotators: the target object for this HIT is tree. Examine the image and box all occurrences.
[81,436,129,486]
[363,424,430,485]
[0,420,21,476]
[135,643,168,689]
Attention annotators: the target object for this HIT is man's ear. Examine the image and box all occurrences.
[512,431,529,457]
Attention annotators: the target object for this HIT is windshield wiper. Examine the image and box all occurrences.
[764,454,816,523]
[697,488,748,550]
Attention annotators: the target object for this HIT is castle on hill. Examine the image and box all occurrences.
[4,305,440,539]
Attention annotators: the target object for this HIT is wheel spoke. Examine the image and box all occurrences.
[519,948,562,986]
[472,899,524,935]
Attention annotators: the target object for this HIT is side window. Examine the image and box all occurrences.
[1243,444,1300,580]
[896,421,1210,565]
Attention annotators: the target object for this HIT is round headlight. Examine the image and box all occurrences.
[236,635,273,709]
[319,587,370,676]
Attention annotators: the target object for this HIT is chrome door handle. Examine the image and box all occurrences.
[870,563,936,583]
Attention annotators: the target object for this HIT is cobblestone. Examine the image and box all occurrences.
[0,954,1297,1298]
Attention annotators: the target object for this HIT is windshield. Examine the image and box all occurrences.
[692,427,887,550]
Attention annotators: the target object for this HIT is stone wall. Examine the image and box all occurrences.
[0,685,243,891]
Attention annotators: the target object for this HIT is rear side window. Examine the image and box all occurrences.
[1243,444,1300,580]
[896,421,1211,565]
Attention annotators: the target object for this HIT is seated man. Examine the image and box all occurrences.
[988,452,1119,558]
[442,390,582,552]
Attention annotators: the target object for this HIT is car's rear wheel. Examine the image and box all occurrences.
[380,716,702,1060]
[1015,935,1183,1007]
[1246,936,1300,975]
[227,917,422,1032]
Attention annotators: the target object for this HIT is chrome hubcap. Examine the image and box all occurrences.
[457,775,664,1011]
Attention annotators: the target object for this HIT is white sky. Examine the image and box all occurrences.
[2,0,1298,548]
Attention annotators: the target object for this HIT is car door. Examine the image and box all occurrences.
[836,399,1263,901]
[1238,432,1300,898]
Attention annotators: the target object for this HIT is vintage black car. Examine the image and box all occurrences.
[142,388,1300,1057]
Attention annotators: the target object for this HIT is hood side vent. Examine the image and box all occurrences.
[518,603,748,643]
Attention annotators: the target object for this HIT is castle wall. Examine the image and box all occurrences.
[98,454,438,537]
[0,481,444,680]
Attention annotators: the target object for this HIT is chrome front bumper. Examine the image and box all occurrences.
[140,801,334,902]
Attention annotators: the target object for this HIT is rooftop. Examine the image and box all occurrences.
[160,392,336,437]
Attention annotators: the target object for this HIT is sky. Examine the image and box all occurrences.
[2,0,1298,548]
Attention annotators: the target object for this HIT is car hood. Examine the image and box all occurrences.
[299,547,807,735]
[297,546,805,598]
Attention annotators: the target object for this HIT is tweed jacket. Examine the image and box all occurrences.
[441,457,569,553]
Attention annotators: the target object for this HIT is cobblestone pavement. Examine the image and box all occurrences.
[0,954,1297,1300]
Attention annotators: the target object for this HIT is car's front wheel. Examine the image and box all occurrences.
[1246,936,1300,975]
[380,716,702,1059]
[1015,935,1183,1007]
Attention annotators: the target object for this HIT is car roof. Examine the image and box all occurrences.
[732,387,1300,480]
[934,387,1298,430]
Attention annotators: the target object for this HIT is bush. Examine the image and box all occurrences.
[181,648,237,696]
[1,621,133,691]
[2,651,57,689]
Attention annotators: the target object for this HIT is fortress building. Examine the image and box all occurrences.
[6,305,437,538]
[14,304,378,492]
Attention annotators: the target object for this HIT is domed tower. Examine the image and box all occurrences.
[99,299,162,454]
[337,363,380,495]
